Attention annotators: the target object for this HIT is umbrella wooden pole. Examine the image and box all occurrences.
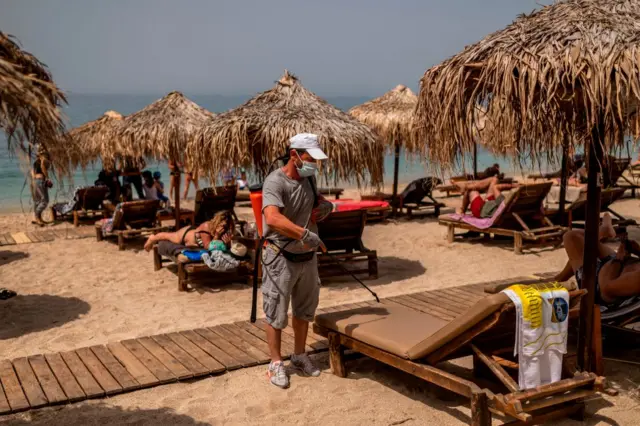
[174,165,181,231]
[473,142,478,179]
[577,119,604,372]
[558,139,569,223]
[392,141,401,217]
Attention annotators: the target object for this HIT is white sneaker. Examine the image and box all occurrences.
[290,353,321,377]
[267,361,289,389]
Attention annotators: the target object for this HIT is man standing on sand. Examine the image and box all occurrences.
[261,133,334,389]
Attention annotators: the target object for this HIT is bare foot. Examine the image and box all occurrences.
[456,207,464,215]
[144,236,155,252]
[600,213,616,241]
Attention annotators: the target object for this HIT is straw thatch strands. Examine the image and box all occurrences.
[111,91,215,164]
[192,70,384,187]
[414,0,640,170]
[0,32,69,172]
[413,0,640,373]
[68,110,123,167]
[349,84,418,152]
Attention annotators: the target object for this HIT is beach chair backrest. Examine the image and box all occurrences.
[605,157,630,188]
[494,182,552,227]
[400,177,441,204]
[317,210,366,252]
[114,199,160,230]
[80,186,109,211]
[194,186,237,225]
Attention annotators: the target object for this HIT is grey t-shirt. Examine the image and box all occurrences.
[262,168,317,253]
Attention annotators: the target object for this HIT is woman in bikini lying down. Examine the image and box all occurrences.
[144,210,235,252]
[554,213,640,307]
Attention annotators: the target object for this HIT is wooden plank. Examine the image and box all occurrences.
[209,325,269,363]
[12,357,47,408]
[221,323,271,356]
[282,324,314,353]
[44,353,85,402]
[121,339,176,384]
[60,351,104,398]
[28,355,67,404]
[0,234,9,245]
[106,342,158,387]
[235,321,288,355]
[0,381,10,414]
[3,233,16,245]
[137,337,193,380]
[36,231,55,242]
[180,330,243,370]
[470,344,518,393]
[194,328,258,367]
[410,292,467,316]
[0,360,29,412]
[151,334,209,376]
[436,289,477,306]
[254,319,297,356]
[11,232,31,244]
[166,333,225,374]
[445,287,484,303]
[390,296,455,321]
[75,347,121,395]
[25,232,42,243]
[90,345,139,391]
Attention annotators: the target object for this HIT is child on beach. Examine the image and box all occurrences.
[153,171,170,207]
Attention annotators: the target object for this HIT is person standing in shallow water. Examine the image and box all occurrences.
[261,133,334,389]
[31,145,51,226]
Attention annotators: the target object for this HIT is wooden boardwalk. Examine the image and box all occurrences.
[0,227,94,247]
[0,275,552,415]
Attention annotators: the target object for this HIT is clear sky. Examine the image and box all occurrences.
[1,0,549,96]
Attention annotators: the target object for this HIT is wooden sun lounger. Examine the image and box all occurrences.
[439,182,565,254]
[362,177,444,218]
[569,187,636,231]
[95,200,171,250]
[314,283,604,425]
[317,210,378,279]
[152,238,258,291]
[52,186,110,227]
[194,186,247,233]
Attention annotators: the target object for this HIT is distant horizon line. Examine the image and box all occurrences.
[61,90,405,99]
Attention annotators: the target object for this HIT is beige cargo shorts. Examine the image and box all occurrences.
[261,245,321,329]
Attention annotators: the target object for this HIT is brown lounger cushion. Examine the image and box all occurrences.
[315,302,448,359]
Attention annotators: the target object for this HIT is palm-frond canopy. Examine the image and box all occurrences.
[68,110,123,167]
[349,84,418,152]
[191,70,384,187]
[111,91,215,164]
[414,0,640,171]
[0,32,69,172]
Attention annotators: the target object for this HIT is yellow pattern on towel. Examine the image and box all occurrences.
[502,282,570,390]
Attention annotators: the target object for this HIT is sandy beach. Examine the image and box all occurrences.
[1,186,640,425]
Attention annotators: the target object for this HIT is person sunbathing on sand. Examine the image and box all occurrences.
[455,176,519,218]
[554,213,640,307]
[144,210,234,252]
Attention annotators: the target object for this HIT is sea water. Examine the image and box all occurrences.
[0,93,592,213]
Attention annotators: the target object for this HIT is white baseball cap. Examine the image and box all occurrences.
[289,133,328,160]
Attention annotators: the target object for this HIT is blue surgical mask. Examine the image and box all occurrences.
[295,152,318,178]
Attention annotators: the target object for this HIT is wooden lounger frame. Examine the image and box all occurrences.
[95,200,170,250]
[314,289,604,426]
[53,186,110,227]
[440,183,565,254]
[317,210,378,279]
[152,246,253,291]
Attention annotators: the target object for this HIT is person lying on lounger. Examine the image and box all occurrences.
[554,213,640,307]
[143,210,235,252]
[455,176,519,218]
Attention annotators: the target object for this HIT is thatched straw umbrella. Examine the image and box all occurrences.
[111,91,216,229]
[68,110,123,168]
[349,85,416,214]
[191,70,383,187]
[414,0,640,372]
[0,32,70,175]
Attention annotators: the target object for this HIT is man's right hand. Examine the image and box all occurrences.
[301,229,325,252]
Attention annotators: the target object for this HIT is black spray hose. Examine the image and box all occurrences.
[250,239,380,323]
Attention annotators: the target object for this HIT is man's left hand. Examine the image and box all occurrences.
[313,200,334,222]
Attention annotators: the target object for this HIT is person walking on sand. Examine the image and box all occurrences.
[31,145,51,226]
[261,133,334,389]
